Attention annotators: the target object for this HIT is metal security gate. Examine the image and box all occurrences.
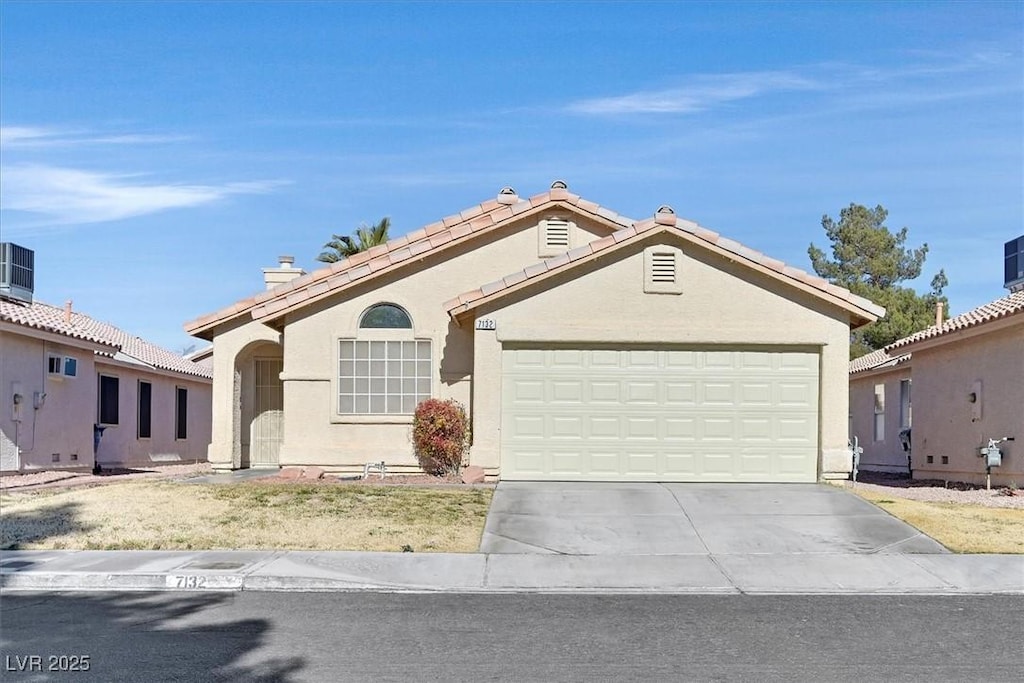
[500,347,820,482]
[250,357,283,468]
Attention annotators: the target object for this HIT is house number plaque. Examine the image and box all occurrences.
[475,318,496,330]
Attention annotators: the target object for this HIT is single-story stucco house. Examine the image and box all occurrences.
[850,290,1023,486]
[1,251,213,473]
[185,182,884,482]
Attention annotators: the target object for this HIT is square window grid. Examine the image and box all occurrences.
[339,340,431,414]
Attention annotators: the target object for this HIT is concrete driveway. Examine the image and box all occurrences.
[479,482,948,555]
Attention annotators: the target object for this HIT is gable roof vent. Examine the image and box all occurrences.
[651,252,677,282]
[545,219,570,249]
[550,180,568,190]
[0,243,35,303]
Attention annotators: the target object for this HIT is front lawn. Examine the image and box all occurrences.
[0,481,492,553]
[853,488,1024,554]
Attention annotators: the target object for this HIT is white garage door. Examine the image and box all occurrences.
[500,347,819,482]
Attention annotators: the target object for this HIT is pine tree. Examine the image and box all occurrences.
[808,203,947,358]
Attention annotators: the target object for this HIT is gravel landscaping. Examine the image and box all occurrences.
[844,471,1024,509]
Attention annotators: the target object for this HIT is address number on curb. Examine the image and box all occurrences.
[167,575,208,589]
[475,318,496,330]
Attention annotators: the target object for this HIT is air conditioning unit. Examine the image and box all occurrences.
[1005,236,1024,292]
[0,243,35,303]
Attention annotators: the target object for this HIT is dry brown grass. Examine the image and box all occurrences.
[854,488,1024,554]
[0,480,492,553]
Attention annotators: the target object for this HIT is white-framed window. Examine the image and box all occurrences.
[98,374,119,426]
[338,339,432,415]
[338,302,430,415]
[47,355,77,377]
[873,383,885,442]
[899,379,912,430]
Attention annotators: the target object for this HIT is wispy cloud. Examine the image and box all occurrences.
[0,125,191,148]
[567,51,1017,117]
[0,165,287,227]
[568,71,820,115]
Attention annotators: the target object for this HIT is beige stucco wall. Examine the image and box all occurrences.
[206,320,283,469]
[93,359,212,468]
[208,214,616,471]
[909,323,1023,486]
[468,232,856,480]
[849,367,913,473]
[0,329,98,471]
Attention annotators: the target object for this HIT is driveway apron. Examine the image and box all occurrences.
[479,482,948,555]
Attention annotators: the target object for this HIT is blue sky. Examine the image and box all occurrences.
[2,1,1021,353]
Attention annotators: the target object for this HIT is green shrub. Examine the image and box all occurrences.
[412,399,469,477]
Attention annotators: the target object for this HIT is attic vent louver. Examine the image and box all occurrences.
[0,243,35,303]
[545,220,570,248]
[651,252,676,282]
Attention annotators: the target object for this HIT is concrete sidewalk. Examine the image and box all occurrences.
[2,549,1022,594]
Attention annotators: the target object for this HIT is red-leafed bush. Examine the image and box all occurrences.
[412,399,470,477]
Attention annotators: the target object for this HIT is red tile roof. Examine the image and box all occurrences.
[1,297,212,380]
[849,347,911,375]
[445,208,886,324]
[886,290,1024,351]
[184,185,635,337]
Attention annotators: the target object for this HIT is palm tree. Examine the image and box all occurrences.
[317,217,391,263]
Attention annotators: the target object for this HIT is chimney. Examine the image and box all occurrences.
[263,255,305,290]
[65,300,73,324]
[935,301,944,327]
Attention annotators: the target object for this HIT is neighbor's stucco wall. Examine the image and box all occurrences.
[92,359,211,468]
[910,323,1023,486]
[849,367,913,473]
[0,329,97,471]
[468,233,855,480]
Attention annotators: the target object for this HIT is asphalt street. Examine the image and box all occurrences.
[1,592,1020,682]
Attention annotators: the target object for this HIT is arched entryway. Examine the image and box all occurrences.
[236,341,283,469]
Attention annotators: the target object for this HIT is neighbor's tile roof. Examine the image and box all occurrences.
[445,209,886,323]
[849,348,911,375]
[184,186,635,336]
[1,297,213,380]
[886,290,1024,351]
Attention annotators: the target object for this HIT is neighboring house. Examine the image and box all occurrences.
[185,183,883,482]
[1,286,212,473]
[849,291,1024,486]
[847,348,913,473]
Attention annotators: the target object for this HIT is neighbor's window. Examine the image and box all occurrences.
[338,340,432,415]
[98,374,120,425]
[359,303,412,329]
[899,379,912,430]
[175,387,188,440]
[137,380,152,439]
[873,383,885,441]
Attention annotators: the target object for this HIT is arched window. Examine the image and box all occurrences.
[359,303,412,329]
[340,303,431,415]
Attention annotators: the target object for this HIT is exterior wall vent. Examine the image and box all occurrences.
[651,252,677,282]
[538,217,574,257]
[644,245,683,294]
[0,243,35,303]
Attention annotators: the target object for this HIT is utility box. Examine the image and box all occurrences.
[980,444,1002,468]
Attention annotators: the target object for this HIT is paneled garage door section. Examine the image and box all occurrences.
[501,348,819,482]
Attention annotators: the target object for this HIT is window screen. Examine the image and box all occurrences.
[138,381,152,439]
[175,387,188,440]
[98,375,119,425]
